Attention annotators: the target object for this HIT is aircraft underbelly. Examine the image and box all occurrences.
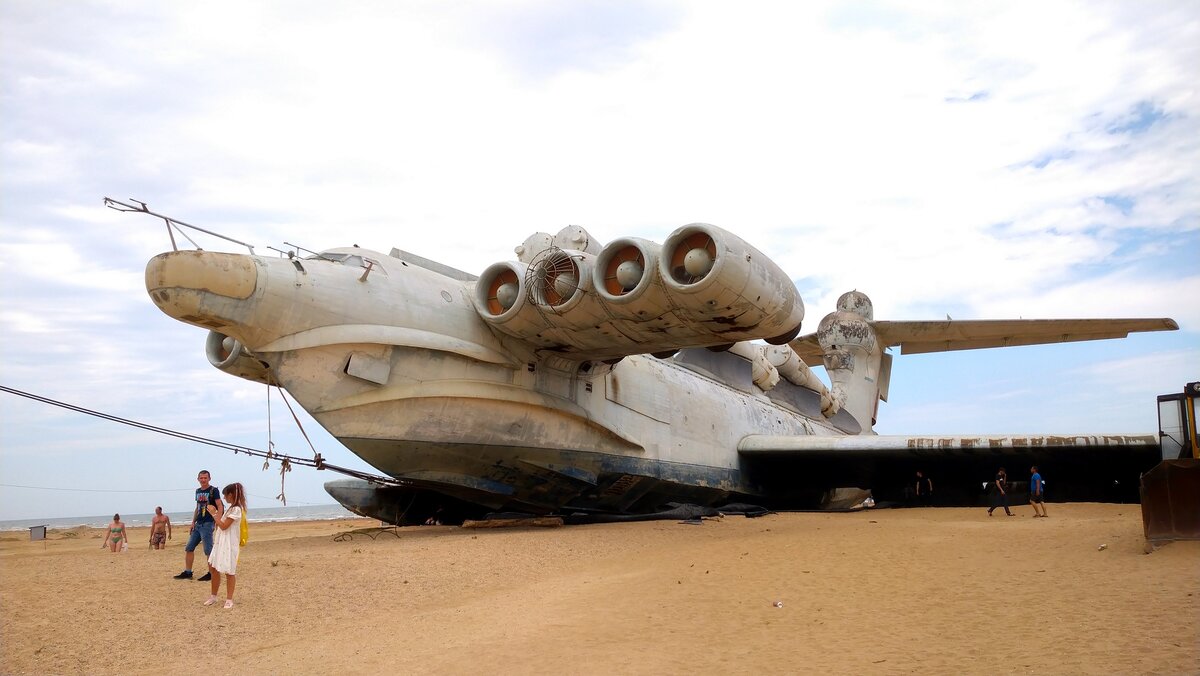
[265,345,825,513]
[311,392,757,512]
[315,396,640,459]
[340,437,745,513]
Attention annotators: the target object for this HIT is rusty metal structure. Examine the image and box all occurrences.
[1141,383,1200,546]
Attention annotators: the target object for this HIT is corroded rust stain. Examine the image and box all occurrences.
[816,312,876,350]
[836,290,874,319]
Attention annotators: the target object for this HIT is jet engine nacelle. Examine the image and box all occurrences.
[473,224,806,360]
[475,261,554,346]
[657,223,804,345]
[205,330,272,384]
[476,247,639,353]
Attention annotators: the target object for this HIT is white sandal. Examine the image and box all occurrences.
[203,595,218,606]
[223,599,234,609]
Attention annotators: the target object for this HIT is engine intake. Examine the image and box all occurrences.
[205,331,271,384]
[528,248,589,310]
[594,237,660,301]
[474,261,552,342]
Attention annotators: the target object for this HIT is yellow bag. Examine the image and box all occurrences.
[239,509,249,547]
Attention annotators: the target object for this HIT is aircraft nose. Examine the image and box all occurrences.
[146,251,258,328]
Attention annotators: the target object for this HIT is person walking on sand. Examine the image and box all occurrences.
[102,514,128,552]
[149,506,172,549]
[987,467,1014,516]
[204,482,246,609]
[175,470,222,580]
[1030,466,1048,518]
[915,470,933,507]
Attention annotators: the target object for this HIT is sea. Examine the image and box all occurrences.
[0,503,359,532]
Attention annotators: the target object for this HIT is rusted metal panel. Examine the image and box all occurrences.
[1140,459,1200,543]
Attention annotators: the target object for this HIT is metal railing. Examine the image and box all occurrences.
[104,197,256,254]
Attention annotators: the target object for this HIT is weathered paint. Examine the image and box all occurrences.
[142,223,1177,519]
[739,434,1158,454]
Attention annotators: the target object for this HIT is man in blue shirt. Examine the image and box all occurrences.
[174,470,223,580]
[1029,466,1047,518]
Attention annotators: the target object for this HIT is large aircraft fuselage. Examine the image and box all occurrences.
[146,246,842,515]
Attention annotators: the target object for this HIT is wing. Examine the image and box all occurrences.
[739,433,1159,457]
[737,433,1160,502]
[788,334,824,366]
[873,318,1179,355]
[789,317,1178,365]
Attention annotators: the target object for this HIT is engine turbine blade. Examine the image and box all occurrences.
[668,232,717,284]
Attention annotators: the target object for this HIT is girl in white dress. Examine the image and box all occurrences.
[204,482,245,609]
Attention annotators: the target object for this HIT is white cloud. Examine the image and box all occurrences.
[1072,348,1200,394]
[0,310,55,334]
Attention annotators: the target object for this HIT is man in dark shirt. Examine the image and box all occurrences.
[174,470,223,580]
[915,471,933,506]
[987,467,1014,516]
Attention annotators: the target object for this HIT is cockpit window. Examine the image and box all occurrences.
[304,252,343,262]
[302,252,387,277]
[307,252,365,268]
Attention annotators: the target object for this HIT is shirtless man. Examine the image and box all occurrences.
[150,506,172,549]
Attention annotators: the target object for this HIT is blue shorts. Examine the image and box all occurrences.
[185,521,215,555]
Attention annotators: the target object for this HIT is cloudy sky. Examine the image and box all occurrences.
[1,1,1197,521]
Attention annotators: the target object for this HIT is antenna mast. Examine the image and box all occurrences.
[103,197,256,254]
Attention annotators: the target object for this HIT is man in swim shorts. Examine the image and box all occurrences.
[150,506,172,549]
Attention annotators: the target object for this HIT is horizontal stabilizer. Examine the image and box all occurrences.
[790,317,1177,364]
[739,433,1158,457]
[788,335,824,366]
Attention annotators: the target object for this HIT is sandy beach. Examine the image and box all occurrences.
[1,503,1196,675]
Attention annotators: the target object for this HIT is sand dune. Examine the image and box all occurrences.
[1,504,1196,675]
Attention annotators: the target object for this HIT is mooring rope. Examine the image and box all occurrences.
[0,385,408,491]
[263,377,324,504]
[0,483,194,493]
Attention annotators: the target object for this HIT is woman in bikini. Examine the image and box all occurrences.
[102,514,128,552]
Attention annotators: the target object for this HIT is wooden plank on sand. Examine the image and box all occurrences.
[461,517,564,528]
